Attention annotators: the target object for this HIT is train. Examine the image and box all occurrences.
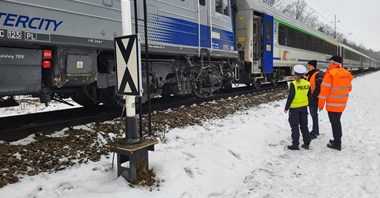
[0,0,379,108]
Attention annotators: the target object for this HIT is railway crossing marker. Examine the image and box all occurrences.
[115,34,142,96]
[107,0,156,184]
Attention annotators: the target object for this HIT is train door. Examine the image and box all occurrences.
[252,14,262,64]
[198,0,211,49]
[262,14,274,74]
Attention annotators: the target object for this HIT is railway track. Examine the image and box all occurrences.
[150,82,288,111]
[0,83,288,142]
[0,106,120,142]
[1,68,377,142]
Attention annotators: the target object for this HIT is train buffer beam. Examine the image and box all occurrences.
[105,138,158,183]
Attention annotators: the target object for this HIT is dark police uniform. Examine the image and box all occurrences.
[285,79,311,149]
[306,69,324,137]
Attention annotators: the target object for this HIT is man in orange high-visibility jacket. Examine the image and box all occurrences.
[319,55,353,151]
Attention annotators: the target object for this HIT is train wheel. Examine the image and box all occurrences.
[98,87,123,108]
[71,86,99,107]
[192,84,212,98]
[252,81,261,89]
[223,82,233,90]
[272,79,279,87]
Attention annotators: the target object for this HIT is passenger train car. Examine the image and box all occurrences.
[0,0,378,107]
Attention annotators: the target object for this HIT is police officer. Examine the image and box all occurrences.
[284,65,311,150]
[319,55,353,151]
[306,60,324,139]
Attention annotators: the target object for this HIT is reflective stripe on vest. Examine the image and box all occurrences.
[326,103,346,107]
[321,82,332,87]
[331,85,351,91]
[328,94,349,99]
[290,79,310,108]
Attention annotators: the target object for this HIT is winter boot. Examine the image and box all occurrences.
[287,144,299,150]
[327,141,341,151]
[301,144,309,149]
[309,133,317,139]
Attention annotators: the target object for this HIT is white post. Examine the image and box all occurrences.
[121,0,139,143]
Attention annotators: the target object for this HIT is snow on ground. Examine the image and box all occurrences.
[0,97,81,117]
[1,72,380,198]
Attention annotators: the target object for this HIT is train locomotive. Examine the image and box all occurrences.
[0,0,379,108]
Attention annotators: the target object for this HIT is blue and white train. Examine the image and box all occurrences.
[0,0,378,107]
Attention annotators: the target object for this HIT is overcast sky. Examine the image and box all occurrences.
[302,0,380,51]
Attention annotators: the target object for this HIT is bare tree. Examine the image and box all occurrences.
[304,15,318,27]
[281,0,317,24]
[260,0,283,9]
[261,0,276,7]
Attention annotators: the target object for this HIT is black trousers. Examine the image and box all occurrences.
[288,109,310,145]
[309,106,319,135]
[328,112,343,146]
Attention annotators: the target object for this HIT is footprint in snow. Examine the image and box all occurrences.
[208,192,224,197]
[228,149,241,160]
[182,152,196,159]
[181,192,192,198]
[268,140,287,147]
[27,185,44,198]
[184,167,194,178]
[57,182,74,192]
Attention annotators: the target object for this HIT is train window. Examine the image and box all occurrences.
[278,24,285,45]
[318,39,322,53]
[216,0,223,14]
[199,0,205,6]
[306,35,312,51]
[329,43,334,54]
[296,32,305,49]
[314,39,318,52]
[321,41,326,54]
[223,0,230,16]
[345,49,360,61]
[288,29,295,47]
[266,20,272,42]
[330,44,334,54]
[277,23,340,55]
[330,44,337,55]
[215,0,230,16]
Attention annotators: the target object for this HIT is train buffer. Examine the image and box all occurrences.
[105,139,158,183]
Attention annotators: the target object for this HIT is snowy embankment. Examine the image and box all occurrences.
[0,97,80,118]
[1,72,379,198]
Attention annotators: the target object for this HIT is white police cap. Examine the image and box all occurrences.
[293,65,307,75]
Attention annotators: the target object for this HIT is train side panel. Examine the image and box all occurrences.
[0,0,238,106]
[0,0,121,48]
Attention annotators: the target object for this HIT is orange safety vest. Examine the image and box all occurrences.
[307,71,321,95]
[318,64,353,112]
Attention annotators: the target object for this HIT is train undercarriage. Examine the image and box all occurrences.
[0,45,288,109]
